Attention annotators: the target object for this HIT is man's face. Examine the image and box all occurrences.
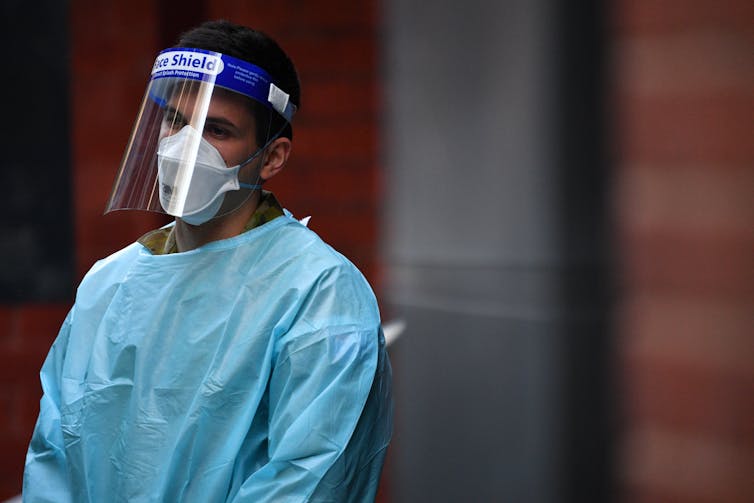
[160,85,259,168]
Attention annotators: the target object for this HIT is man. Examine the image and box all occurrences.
[24,20,392,502]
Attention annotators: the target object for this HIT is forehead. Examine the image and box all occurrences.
[168,83,257,125]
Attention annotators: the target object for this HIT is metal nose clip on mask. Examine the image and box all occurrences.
[157,125,261,226]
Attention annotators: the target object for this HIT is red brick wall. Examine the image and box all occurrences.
[1,1,383,498]
[613,1,754,501]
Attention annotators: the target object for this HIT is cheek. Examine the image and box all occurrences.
[223,140,258,167]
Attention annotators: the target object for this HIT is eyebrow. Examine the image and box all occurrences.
[163,106,241,132]
[204,116,241,131]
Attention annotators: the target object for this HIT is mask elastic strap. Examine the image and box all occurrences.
[236,147,267,191]
[237,145,266,169]
[239,183,262,190]
[235,120,286,190]
[237,108,288,170]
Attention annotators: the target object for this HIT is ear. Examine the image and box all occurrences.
[259,137,292,181]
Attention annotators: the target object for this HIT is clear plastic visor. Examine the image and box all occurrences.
[106,70,293,223]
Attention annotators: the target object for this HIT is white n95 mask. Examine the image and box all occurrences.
[157,125,261,226]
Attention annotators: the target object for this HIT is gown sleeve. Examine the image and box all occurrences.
[23,310,74,503]
[231,267,390,502]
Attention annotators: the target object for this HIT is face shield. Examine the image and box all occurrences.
[105,48,296,225]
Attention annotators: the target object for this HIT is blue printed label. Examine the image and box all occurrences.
[150,48,270,103]
[152,50,224,77]
[149,48,291,119]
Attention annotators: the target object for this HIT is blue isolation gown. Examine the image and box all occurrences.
[23,213,392,502]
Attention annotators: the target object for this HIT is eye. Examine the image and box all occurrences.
[162,108,186,130]
[204,124,230,139]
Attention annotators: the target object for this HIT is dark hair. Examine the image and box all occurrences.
[177,20,300,144]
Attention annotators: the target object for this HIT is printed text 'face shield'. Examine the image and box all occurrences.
[106,48,296,225]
